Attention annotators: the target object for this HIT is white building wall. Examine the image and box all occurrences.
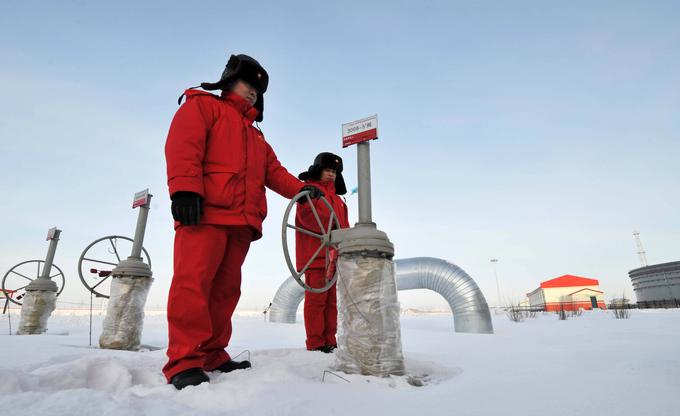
[544,286,603,304]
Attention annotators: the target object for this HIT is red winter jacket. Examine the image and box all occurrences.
[295,179,350,271]
[165,90,303,240]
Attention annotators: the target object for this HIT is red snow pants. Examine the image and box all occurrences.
[303,269,337,350]
[163,224,252,381]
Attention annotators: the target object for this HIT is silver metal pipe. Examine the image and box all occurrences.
[396,257,493,333]
[268,274,304,323]
[130,195,152,259]
[357,142,372,224]
[40,229,61,279]
[268,257,493,334]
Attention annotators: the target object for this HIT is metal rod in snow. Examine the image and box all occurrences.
[89,292,93,346]
[41,229,61,279]
[6,299,11,335]
[357,141,372,224]
[130,194,152,259]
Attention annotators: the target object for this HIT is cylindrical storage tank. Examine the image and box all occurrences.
[629,261,680,308]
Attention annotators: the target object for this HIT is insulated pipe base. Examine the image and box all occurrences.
[16,290,57,334]
[99,276,153,350]
[335,256,405,376]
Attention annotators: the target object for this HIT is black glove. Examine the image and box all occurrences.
[300,185,324,200]
[171,192,203,225]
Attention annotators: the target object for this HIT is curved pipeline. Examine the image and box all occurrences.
[268,273,304,323]
[269,257,493,334]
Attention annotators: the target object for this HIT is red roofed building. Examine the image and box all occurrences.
[527,275,606,311]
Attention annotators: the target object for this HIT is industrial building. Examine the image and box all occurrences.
[629,261,680,308]
[527,274,606,311]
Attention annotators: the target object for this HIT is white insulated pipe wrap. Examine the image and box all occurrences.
[334,256,405,376]
[99,276,153,350]
[16,291,57,334]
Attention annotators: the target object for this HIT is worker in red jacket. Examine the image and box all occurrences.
[296,153,350,353]
[163,54,323,389]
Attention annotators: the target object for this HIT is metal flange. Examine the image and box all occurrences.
[111,258,153,279]
[331,223,394,259]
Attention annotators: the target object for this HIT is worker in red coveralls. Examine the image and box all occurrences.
[163,54,323,389]
[296,153,350,353]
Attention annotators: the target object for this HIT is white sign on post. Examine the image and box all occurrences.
[132,189,150,209]
[46,227,58,241]
[342,115,378,148]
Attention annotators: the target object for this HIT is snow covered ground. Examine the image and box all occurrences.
[0,308,678,416]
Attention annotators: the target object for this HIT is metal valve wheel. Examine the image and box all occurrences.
[2,260,65,306]
[281,191,341,293]
[78,235,151,299]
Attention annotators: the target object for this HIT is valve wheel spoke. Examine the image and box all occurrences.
[10,270,33,282]
[82,258,118,267]
[108,238,121,262]
[286,224,322,239]
[306,194,326,234]
[298,242,326,277]
[327,212,336,235]
[91,274,112,290]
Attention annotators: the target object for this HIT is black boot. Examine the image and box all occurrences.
[212,359,252,373]
[311,346,333,354]
[170,368,209,390]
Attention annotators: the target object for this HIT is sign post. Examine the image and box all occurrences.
[342,115,378,225]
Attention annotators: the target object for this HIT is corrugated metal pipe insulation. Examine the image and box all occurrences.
[269,257,493,334]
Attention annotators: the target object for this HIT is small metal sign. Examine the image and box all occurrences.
[46,227,58,241]
[132,189,150,208]
[342,115,378,148]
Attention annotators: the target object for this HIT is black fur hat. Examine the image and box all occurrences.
[298,152,347,195]
[201,54,268,122]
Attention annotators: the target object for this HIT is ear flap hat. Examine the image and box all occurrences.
[200,54,269,122]
[298,152,347,195]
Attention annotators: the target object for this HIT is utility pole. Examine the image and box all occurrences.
[633,230,648,267]
[490,258,501,307]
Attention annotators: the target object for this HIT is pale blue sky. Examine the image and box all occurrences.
[1,1,678,310]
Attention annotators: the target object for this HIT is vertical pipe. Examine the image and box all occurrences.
[41,229,61,279]
[130,194,152,259]
[357,142,372,224]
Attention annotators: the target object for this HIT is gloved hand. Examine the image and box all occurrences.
[171,192,203,225]
[300,185,324,200]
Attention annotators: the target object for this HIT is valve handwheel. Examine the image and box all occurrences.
[281,191,340,293]
[1,260,65,306]
[77,235,151,299]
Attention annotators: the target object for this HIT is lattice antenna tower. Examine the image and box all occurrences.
[633,229,648,267]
